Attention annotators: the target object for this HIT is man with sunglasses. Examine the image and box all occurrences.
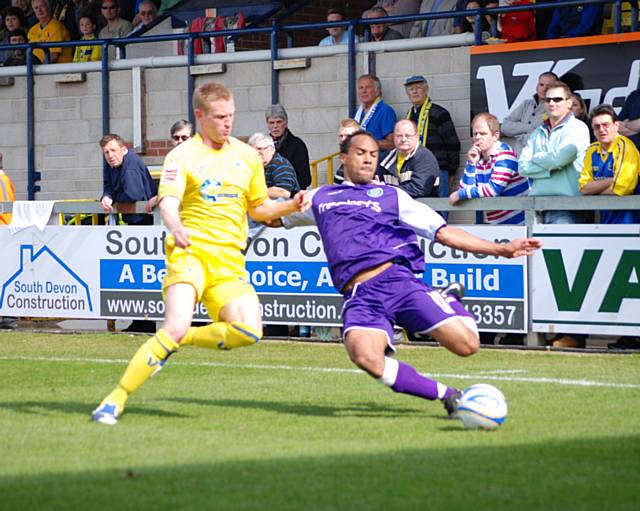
[98,0,132,39]
[519,80,591,349]
[169,119,193,148]
[519,81,590,220]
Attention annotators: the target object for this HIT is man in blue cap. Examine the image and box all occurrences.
[404,75,461,200]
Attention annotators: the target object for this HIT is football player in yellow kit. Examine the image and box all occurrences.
[92,82,309,425]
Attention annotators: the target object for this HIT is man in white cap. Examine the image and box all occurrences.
[404,74,461,200]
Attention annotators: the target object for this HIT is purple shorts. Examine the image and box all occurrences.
[342,264,473,349]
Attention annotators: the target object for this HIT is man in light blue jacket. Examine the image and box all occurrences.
[519,80,590,348]
[519,80,590,224]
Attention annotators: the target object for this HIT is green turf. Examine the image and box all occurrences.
[0,332,638,511]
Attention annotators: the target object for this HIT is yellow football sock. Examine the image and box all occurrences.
[180,321,261,350]
[101,330,179,411]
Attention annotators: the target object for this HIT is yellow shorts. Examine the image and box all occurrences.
[162,237,256,321]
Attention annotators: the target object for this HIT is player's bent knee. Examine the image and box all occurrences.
[435,316,480,357]
[457,316,480,356]
[348,350,383,377]
[162,323,190,344]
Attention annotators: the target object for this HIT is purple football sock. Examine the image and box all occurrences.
[391,361,451,401]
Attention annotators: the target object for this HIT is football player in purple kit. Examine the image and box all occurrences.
[276,131,541,417]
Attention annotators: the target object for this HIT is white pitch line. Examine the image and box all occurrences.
[1,355,639,389]
[474,369,528,375]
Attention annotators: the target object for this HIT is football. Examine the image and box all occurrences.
[457,383,508,430]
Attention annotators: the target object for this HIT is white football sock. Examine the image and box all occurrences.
[378,356,399,387]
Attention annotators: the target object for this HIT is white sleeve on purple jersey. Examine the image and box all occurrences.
[396,187,446,240]
[281,188,319,228]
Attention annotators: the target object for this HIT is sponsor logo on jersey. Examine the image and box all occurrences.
[162,168,178,182]
[367,187,384,198]
[199,177,238,202]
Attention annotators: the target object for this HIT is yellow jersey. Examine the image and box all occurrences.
[0,170,15,225]
[580,135,639,196]
[159,134,268,251]
[27,19,73,64]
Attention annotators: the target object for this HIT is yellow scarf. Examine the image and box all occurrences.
[407,98,432,146]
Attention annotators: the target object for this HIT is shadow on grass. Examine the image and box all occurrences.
[0,400,191,419]
[164,396,432,419]
[0,436,637,511]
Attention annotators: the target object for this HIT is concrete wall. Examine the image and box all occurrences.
[0,45,470,201]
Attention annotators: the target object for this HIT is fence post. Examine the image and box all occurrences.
[348,21,357,118]
[26,46,39,200]
[271,20,279,105]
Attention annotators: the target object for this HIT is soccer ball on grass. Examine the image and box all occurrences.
[457,383,508,430]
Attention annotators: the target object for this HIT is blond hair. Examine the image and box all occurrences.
[193,82,233,113]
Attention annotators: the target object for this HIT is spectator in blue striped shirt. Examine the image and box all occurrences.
[449,112,529,224]
[248,132,299,199]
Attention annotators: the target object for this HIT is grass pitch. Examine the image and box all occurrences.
[0,332,638,511]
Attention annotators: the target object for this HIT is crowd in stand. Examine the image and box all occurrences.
[0,0,160,66]
[319,1,635,45]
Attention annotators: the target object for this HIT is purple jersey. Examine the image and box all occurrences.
[283,182,446,291]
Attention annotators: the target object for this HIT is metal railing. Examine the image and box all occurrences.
[310,151,340,187]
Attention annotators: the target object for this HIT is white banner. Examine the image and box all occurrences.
[531,224,640,335]
[0,225,528,331]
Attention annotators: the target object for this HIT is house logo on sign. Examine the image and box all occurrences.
[0,244,93,313]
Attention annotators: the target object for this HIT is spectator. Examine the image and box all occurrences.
[2,28,34,66]
[0,151,17,330]
[618,88,640,150]
[73,13,101,62]
[169,119,193,147]
[355,74,397,153]
[580,104,640,224]
[265,104,311,190]
[318,7,349,46]
[519,81,590,349]
[456,0,490,34]
[449,112,529,224]
[410,0,459,37]
[484,0,499,35]
[546,3,603,39]
[27,0,73,64]
[377,119,439,198]
[363,6,403,41]
[403,74,460,198]
[334,118,361,184]
[570,93,588,124]
[0,151,14,226]
[129,0,157,35]
[98,0,132,39]
[535,0,554,39]
[11,0,36,28]
[53,0,104,41]
[248,132,299,199]
[519,81,590,218]
[373,0,420,37]
[99,133,157,226]
[499,0,536,42]
[0,6,26,63]
[501,71,558,155]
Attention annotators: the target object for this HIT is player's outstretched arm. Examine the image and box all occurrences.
[249,190,311,223]
[158,196,191,249]
[435,225,541,259]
